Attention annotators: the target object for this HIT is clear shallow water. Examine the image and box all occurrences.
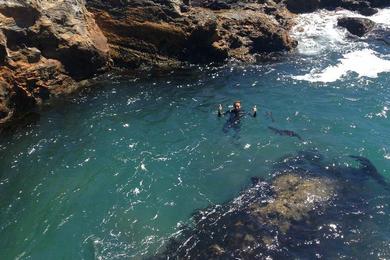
[1,10,390,260]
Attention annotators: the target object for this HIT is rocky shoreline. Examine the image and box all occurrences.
[0,0,389,127]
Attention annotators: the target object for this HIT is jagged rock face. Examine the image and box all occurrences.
[0,0,110,79]
[337,17,376,37]
[0,0,110,126]
[86,0,297,68]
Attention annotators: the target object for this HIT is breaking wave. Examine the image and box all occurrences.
[291,8,390,55]
[291,8,390,82]
[293,49,390,82]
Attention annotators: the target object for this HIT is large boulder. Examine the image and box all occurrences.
[337,17,376,37]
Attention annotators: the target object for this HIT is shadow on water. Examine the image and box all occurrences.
[154,150,390,259]
[0,112,40,139]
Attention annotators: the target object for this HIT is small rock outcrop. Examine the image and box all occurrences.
[0,0,110,125]
[337,17,376,37]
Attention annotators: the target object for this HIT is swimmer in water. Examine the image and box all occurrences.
[218,101,257,136]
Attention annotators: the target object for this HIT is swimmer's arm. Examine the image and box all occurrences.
[218,104,228,117]
[249,106,257,117]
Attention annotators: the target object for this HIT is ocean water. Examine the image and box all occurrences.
[0,9,390,259]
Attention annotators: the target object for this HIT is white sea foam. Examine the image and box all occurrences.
[291,10,353,55]
[293,49,390,82]
[291,8,390,55]
[369,8,390,26]
[244,144,251,149]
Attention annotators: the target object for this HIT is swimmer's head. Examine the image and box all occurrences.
[233,101,241,110]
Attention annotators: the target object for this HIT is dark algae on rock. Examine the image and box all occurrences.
[155,151,389,259]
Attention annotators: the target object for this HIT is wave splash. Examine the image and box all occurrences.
[291,8,390,55]
[291,8,390,83]
[293,49,390,83]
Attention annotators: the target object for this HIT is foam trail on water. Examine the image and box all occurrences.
[293,49,390,83]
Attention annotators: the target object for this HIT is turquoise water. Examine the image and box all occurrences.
[1,15,390,259]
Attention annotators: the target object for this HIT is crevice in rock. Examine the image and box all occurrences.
[0,6,40,28]
[2,29,28,51]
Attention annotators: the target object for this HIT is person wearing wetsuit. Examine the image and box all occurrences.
[218,101,257,136]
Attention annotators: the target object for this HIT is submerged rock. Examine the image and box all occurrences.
[252,173,337,233]
[158,172,338,258]
[337,17,376,37]
[157,152,387,259]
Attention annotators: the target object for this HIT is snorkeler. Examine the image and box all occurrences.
[218,101,257,118]
[218,101,257,135]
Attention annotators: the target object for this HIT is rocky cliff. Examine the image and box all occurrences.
[85,0,297,68]
[0,0,110,126]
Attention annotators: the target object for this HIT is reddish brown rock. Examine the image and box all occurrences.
[0,0,110,126]
[87,0,297,68]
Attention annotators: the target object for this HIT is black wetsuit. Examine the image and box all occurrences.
[219,109,256,136]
